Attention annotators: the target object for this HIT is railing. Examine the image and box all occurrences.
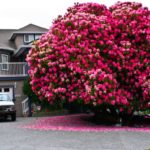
[22,97,29,116]
[0,62,28,77]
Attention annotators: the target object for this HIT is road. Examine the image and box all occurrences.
[0,117,150,150]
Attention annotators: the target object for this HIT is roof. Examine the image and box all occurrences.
[0,29,16,51]
[0,24,48,52]
[18,23,47,32]
[14,45,32,57]
[10,24,48,40]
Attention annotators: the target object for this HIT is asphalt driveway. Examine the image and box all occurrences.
[0,117,150,150]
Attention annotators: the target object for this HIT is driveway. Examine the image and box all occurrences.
[0,117,150,150]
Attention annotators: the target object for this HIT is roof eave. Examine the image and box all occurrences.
[10,31,46,41]
[0,47,15,53]
[13,45,31,57]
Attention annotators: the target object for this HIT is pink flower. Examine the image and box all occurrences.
[27,2,150,114]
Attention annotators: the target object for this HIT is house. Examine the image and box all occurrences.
[0,24,48,116]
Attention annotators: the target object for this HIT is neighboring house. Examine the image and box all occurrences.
[0,24,48,116]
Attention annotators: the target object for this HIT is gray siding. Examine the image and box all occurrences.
[14,35,24,50]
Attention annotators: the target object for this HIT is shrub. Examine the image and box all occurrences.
[27,2,150,115]
[23,77,40,104]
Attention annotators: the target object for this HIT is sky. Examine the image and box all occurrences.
[0,0,149,29]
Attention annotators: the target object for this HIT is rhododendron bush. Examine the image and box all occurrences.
[27,2,150,114]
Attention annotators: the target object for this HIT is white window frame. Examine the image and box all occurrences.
[1,54,9,71]
[24,34,34,43]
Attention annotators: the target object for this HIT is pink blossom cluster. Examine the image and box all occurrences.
[109,2,150,110]
[27,2,150,113]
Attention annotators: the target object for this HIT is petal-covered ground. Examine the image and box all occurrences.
[21,114,150,132]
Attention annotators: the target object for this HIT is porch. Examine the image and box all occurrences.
[0,62,28,77]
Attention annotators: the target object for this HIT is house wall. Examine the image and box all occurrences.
[0,24,48,117]
[14,35,24,50]
[0,80,27,116]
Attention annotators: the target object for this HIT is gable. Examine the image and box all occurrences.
[18,24,48,32]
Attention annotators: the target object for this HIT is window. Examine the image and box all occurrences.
[24,34,34,43]
[1,54,9,70]
[35,34,41,40]
[4,88,10,92]
[24,34,42,43]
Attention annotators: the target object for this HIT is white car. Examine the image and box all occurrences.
[0,94,16,121]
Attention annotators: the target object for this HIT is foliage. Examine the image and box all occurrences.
[23,77,63,111]
[23,77,39,104]
[27,2,150,114]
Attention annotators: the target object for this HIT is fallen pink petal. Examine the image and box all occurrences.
[21,114,150,132]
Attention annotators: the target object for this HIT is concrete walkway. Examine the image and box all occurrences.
[0,117,150,150]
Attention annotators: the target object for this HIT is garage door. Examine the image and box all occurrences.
[0,87,13,100]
